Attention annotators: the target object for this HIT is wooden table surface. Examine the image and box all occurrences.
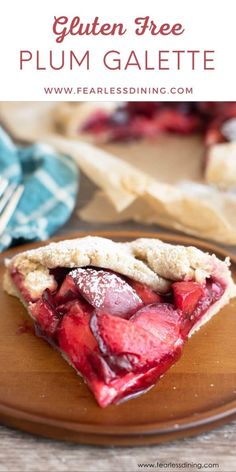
[0,175,236,472]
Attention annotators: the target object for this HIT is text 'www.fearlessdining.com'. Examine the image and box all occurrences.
[43,86,193,96]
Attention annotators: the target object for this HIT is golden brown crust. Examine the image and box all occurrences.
[4,235,236,294]
[4,236,236,337]
[4,237,170,297]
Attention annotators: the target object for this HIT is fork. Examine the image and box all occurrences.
[0,177,24,237]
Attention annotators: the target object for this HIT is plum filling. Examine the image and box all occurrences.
[81,103,203,142]
[80,102,236,144]
[11,266,225,407]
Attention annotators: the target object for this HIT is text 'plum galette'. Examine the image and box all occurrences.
[4,236,236,407]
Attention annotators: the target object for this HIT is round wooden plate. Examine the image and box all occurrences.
[0,231,236,446]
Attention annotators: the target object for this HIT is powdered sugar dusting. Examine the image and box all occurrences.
[70,268,143,317]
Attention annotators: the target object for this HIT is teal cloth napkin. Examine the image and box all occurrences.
[0,127,79,251]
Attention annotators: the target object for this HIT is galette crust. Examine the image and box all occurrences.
[129,238,233,286]
[4,236,236,301]
[4,237,170,298]
[4,236,236,337]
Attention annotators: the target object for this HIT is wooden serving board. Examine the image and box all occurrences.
[0,231,236,446]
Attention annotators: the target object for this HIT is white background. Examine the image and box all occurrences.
[0,0,236,101]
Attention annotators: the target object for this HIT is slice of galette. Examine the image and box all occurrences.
[4,236,236,407]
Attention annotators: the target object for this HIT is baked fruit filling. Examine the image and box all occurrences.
[10,265,225,407]
[80,102,236,144]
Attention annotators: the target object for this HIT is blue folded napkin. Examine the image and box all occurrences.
[0,127,79,252]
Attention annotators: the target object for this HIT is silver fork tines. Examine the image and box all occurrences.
[0,183,18,214]
[0,180,24,236]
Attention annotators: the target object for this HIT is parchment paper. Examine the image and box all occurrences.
[0,101,236,244]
